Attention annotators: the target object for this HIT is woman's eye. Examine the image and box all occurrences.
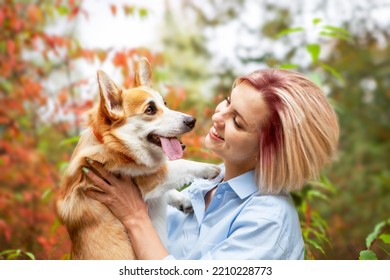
[224,97,241,129]
[234,118,242,129]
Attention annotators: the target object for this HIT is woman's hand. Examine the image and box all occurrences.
[82,159,169,259]
[82,159,148,224]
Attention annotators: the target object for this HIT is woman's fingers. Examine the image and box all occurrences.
[86,158,118,184]
[84,189,106,203]
[82,166,111,192]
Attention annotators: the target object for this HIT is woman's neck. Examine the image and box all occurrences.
[223,161,255,182]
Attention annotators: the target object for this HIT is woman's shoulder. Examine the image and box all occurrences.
[243,192,298,221]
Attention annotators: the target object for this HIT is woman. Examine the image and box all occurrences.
[83,68,339,259]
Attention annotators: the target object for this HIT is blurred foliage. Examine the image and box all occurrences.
[359,218,390,260]
[1,0,389,260]
[0,0,165,259]
[0,248,35,260]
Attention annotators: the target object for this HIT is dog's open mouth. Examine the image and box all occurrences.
[147,133,186,160]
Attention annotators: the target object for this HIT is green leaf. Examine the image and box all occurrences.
[306,44,320,63]
[6,249,21,260]
[319,62,344,83]
[59,136,80,147]
[58,161,69,173]
[13,192,24,202]
[308,174,337,194]
[319,25,352,42]
[278,64,299,69]
[50,218,61,234]
[25,252,36,260]
[307,239,325,255]
[312,18,322,25]
[0,78,13,92]
[0,249,16,256]
[38,140,49,153]
[41,188,53,203]
[138,8,148,18]
[276,27,304,38]
[366,220,387,248]
[57,6,70,16]
[322,25,350,36]
[379,234,390,244]
[308,190,329,202]
[319,31,352,42]
[321,25,351,42]
[359,250,377,260]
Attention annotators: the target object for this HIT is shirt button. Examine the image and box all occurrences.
[216,194,222,199]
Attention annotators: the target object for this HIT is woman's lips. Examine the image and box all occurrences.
[209,127,224,141]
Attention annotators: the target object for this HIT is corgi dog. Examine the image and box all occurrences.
[56,57,220,259]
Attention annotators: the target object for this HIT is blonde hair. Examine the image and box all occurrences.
[234,69,339,194]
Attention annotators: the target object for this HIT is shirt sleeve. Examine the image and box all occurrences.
[199,196,304,260]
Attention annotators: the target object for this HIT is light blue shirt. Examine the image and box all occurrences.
[164,166,304,260]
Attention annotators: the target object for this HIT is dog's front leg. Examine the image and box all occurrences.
[145,160,221,213]
[164,159,221,187]
[144,160,220,202]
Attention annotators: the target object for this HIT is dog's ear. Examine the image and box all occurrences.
[134,57,152,87]
[97,70,124,122]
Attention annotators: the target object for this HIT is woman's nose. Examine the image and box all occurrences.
[212,111,225,128]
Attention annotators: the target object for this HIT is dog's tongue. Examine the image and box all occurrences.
[159,137,183,160]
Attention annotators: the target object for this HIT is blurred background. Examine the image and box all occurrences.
[1,0,389,260]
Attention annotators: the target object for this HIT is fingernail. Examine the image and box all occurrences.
[86,158,94,164]
[82,167,90,173]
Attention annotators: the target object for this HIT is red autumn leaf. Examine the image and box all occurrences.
[10,17,23,32]
[0,9,4,26]
[0,117,9,124]
[110,4,117,16]
[58,89,68,104]
[68,6,79,21]
[27,4,41,24]
[0,219,12,241]
[113,52,127,67]
[6,40,15,56]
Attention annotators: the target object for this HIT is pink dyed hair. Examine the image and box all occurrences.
[234,69,339,194]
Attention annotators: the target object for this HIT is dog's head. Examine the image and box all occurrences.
[90,57,195,167]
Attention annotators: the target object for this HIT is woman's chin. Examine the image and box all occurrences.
[205,136,221,157]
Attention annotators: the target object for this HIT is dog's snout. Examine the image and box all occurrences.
[184,116,196,129]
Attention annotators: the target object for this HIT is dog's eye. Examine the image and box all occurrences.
[145,105,157,115]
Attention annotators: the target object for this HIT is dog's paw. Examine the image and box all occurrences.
[167,190,193,214]
[195,163,221,180]
[178,199,193,214]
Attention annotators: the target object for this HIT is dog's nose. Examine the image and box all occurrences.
[184,116,196,129]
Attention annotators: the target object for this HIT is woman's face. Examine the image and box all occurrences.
[205,82,269,171]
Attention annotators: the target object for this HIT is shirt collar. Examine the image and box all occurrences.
[213,165,258,199]
[223,169,259,199]
[190,164,259,199]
